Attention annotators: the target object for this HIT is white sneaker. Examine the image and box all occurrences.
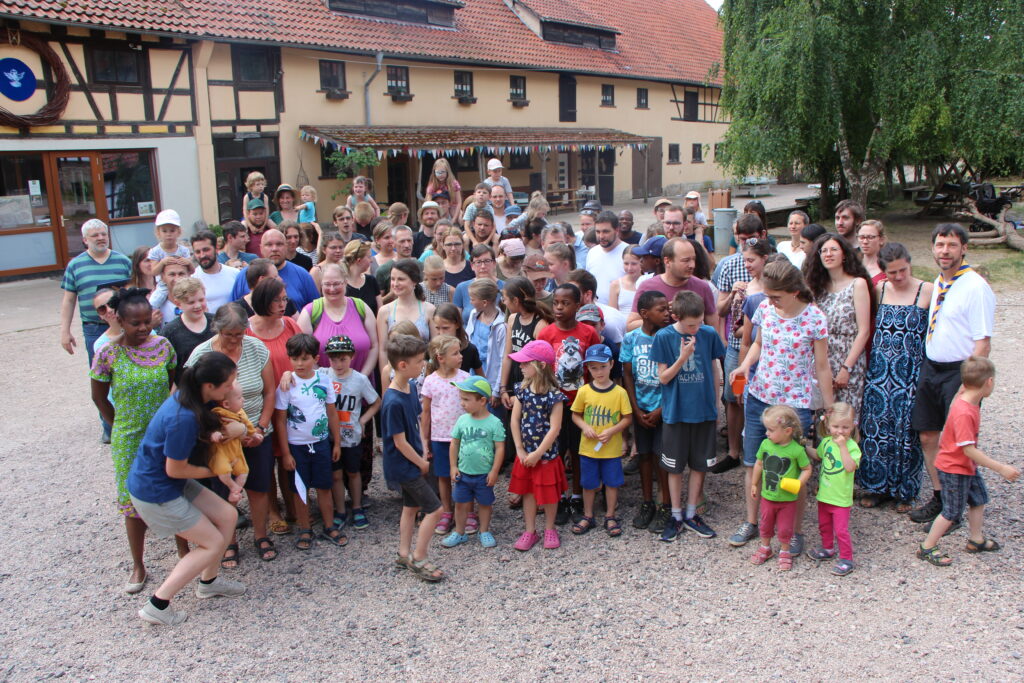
[195,575,246,599]
[139,601,187,626]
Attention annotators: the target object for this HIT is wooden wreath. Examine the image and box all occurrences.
[0,29,70,128]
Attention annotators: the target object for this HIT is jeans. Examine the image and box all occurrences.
[82,321,111,438]
[742,393,814,466]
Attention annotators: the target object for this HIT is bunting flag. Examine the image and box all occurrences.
[298,129,649,156]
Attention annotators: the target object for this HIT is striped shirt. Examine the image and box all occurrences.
[60,250,133,324]
[186,336,272,432]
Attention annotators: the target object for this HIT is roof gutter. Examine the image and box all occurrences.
[363,52,384,126]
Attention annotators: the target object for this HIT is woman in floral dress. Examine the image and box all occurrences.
[90,288,175,594]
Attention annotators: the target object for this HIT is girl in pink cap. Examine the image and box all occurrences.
[508,340,567,551]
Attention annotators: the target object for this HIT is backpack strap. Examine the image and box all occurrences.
[310,297,325,329]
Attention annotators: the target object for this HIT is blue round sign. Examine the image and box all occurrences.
[0,58,37,102]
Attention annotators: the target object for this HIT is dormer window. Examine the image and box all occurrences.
[327,0,463,28]
[541,22,616,50]
[504,0,619,50]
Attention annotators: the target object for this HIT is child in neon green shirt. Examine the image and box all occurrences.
[809,403,861,576]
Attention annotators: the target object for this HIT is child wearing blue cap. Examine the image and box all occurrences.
[442,377,507,548]
[569,344,633,537]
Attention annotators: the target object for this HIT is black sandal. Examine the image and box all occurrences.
[965,537,1001,553]
[294,528,315,551]
[604,516,623,538]
[220,543,239,569]
[916,545,952,566]
[254,536,278,562]
[571,516,596,535]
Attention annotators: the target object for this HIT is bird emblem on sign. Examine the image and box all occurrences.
[4,67,24,88]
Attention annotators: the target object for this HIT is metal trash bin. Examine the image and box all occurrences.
[712,208,738,254]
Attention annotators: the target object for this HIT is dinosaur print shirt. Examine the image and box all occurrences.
[755,439,809,503]
[275,368,336,445]
[571,382,632,459]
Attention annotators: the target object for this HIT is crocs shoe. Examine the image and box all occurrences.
[479,531,497,548]
[441,531,469,548]
[434,511,454,535]
[514,532,539,551]
[465,512,480,535]
[543,529,561,549]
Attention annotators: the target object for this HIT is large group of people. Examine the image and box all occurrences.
[58,161,1018,627]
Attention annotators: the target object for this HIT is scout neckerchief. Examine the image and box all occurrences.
[927,259,972,341]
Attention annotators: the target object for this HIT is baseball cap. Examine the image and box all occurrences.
[583,344,612,364]
[247,198,266,211]
[155,209,181,227]
[684,190,701,200]
[508,339,555,366]
[431,190,450,202]
[324,335,355,355]
[654,198,673,209]
[451,376,492,398]
[499,227,521,240]
[523,255,551,273]
[576,303,604,324]
[487,158,503,171]
[633,235,667,257]
[501,238,526,258]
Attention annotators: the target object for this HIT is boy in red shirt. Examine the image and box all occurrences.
[917,356,1019,566]
[538,283,600,525]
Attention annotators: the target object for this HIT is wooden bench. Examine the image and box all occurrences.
[736,176,777,197]
[902,185,929,200]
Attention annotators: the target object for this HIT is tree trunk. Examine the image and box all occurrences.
[955,201,1024,252]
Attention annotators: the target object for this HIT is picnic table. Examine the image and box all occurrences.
[546,188,583,214]
[736,176,776,197]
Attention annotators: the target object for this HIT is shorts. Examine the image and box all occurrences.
[579,455,625,490]
[331,445,362,474]
[242,438,274,492]
[430,440,453,478]
[937,470,989,523]
[453,472,496,505]
[722,347,741,403]
[633,420,662,455]
[509,457,568,506]
[289,440,333,491]
[659,421,716,474]
[130,479,205,539]
[911,359,963,432]
[742,394,814,467]
[399,476,442,514]
[558,397,581,454]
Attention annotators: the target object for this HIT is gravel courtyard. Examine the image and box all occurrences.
[0,277,1021,681]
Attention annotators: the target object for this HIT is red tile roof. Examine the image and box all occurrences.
[0,0,722,84]
[515,0,615,33]
[300,125,655,153]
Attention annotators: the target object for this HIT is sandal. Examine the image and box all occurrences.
[409,558,445,583]
[269,519,290,535]
[604,516,623,538]
[894,500,914,514]
[254,537,278,562]
[394,553,412,570]
[778,550,794,571]
[965,537,1001,553]
[434,511,454,536]
[220,543,239,569]
[571,516,596,535]
[294,528,315,551]
[750,545,774,565]
[321,525,348,548]
[859,493,890,509]
[916,545,953,566]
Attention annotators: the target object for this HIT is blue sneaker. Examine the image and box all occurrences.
[351,508,369,530]
[659,518,684,542]
[479,531,496,548]
[441,531,468,548]
[683,514,716,538]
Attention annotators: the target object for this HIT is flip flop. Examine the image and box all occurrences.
[269,519,290,535]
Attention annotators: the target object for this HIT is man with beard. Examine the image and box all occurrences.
[585,210,627,305]
[626,237,718,331]
[413,201,441,258]
[230,228,319,309]
[833,199,863,247]
[191,230,239,313]
[243,199,272,256]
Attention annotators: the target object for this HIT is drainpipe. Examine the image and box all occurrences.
[363,52,384,126]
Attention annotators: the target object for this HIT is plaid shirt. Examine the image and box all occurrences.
[714,253,751,350]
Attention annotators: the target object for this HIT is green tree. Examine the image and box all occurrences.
[325,147,380,199]
[717,0,1024,213]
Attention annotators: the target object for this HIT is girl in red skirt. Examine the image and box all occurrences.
[508,340,567,551]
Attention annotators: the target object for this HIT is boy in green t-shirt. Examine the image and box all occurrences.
[441,377,506,549]
[809,402,862,576]
[750,405,811,571]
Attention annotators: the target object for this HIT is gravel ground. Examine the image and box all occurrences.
[1,282,1022,681]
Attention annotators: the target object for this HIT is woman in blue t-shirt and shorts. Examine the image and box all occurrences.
[127,352,247,626]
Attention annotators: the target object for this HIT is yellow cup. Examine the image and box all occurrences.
[780,477,801,495]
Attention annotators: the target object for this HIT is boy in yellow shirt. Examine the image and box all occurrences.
[570,344,632,537]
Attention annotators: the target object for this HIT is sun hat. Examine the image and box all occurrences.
[684,190,701,200]
[654,198,672,209]
[501,238,526,257]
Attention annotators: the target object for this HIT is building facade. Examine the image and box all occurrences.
[0,0,727,277]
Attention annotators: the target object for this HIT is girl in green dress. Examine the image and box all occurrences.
[91,288,176,593]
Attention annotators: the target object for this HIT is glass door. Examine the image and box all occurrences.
[55,155,99,260]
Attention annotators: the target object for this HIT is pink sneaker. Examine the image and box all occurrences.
[543,529,561,549]
[433,511,453,535]
[514,531,540,551]
[465,512,479,535]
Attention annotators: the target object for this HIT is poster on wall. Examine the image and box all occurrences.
[28,179,42,207]
[137,201,156,216]
[0,195,33,229]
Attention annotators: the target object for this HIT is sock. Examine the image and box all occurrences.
[149,596,170,610]
[685,504,697,519]
[570,494,582,501]
[671,508,683,521]
[199,577,216,585]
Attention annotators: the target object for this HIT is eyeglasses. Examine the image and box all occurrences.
[662,220,683,226]
[273,296,289,304]
[472,259,495,266]
[858,234,880,241]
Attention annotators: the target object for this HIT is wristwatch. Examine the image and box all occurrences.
[255,423,267,433]
[842,364,854,374]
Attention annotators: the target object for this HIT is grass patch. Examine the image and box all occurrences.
[976,252,1024,284]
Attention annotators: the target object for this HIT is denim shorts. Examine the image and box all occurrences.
[579,455,625,490]
[453,472,496,505]
[722,347,741,403]
[289,440,333,491]
[742,393,814,467]
[430,440,453,478]
[331,445,362,475]
[938,470,989,523]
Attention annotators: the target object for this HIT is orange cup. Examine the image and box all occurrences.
[731,375,746,397]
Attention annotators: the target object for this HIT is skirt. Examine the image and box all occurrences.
[509,457,568,506]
